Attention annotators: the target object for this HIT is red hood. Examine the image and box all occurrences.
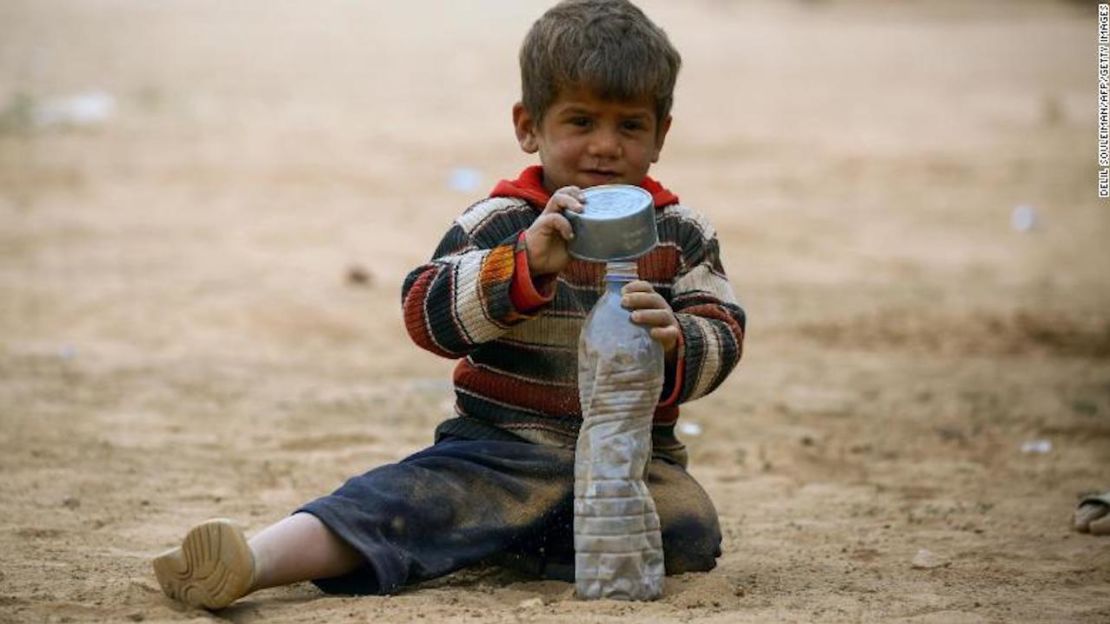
[490,165,679,209]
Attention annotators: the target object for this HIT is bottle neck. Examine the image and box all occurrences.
[603,261,638,284]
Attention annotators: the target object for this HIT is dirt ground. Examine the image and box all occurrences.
[1,0,1108,622]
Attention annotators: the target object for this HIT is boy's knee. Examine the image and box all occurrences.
[662,514,721,574]
[649,461,723,574]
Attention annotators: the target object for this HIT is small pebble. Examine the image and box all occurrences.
[911,548,949,569]
[346,264,373,286]
[1020,439,1051,454]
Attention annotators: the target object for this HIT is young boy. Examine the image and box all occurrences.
[153,0,745,609]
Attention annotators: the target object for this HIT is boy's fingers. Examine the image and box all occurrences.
[558,219,574,241]
[531,213,575,241]
[548,188,585,214]
[545,214,574,241]
[559,185,584,201]
[622,292,667,310]
[631,309,676,326]
[649,326,680,345]
[621,280,653,293]
[561,194,585,212]
[547,196,583,215]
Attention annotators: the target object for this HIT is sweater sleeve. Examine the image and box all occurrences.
[658,210,746,406]
[401,198,552,359]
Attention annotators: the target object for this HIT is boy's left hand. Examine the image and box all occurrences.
[621,280,679,364]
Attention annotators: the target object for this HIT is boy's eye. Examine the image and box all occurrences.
[569,117,592,128]
[621,119,647,132]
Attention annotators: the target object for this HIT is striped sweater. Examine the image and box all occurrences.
[402,166,745,464]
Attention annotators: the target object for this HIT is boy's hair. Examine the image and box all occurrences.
[520,0,682,125]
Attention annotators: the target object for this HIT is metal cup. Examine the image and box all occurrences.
[565,185,658,262]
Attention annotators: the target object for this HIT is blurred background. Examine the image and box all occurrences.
[1,1,1107,622]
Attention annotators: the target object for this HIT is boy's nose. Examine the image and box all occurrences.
[587,128,621,159]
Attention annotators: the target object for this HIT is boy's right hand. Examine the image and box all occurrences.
[524,186,584,276]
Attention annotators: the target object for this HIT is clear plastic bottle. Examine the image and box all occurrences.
[574,261,665,600]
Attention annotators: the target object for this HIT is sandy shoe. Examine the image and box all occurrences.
[152,519,255,609]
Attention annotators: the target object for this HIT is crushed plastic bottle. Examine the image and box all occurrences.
[574,260,665,601]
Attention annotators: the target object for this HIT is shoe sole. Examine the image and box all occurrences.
[152,519,254,610]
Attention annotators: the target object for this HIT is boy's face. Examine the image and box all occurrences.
[513,87,671,194]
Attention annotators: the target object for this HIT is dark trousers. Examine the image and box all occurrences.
[298,436,721,595]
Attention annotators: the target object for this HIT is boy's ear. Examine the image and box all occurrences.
[513,102,539,154]
[651,115,672,163]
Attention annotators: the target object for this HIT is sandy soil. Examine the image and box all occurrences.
[1,1,1108,622]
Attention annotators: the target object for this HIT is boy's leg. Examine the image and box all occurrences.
[249,512,364,589]
[648,457,723,574]
[154,438,574,606]
[297,437,576,595]
[153,513,362,609]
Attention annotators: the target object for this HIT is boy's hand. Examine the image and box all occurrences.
[622,281,680,364]
[525,186,584,276]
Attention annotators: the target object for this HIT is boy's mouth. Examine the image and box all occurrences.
[580,169,620,183]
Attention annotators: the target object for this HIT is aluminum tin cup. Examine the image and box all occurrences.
[565,185,658,262]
